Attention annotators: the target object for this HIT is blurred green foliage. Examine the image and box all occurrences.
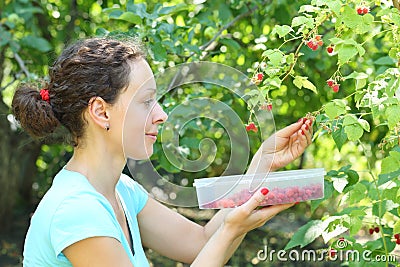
[1,0,400,266]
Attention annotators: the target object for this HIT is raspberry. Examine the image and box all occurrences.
[395,233,400,239]
[362,7,369,14]
[317,40,323,46]
[397,239,400,245]
[246,122,258,133]
[332,84,340,93]
[312,43,319,51]
[267,104,273,111]
[315,35,322,41]
[374,227,380,233]
[327,79,334,87]
[329,248,337,258]
[357,7,363,15]
[327,46,334,54]
[369,228,374,235]
[257,73,264,81]
[307,40,314,49]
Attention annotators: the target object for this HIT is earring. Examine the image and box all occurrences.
[104,124,110,131]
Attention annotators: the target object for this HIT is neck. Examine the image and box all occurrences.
[65,141,126,200]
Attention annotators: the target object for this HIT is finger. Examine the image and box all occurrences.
[301,123,312,145]
[256,202,295,218]
[241,187,269,211]
[275,119,304,138]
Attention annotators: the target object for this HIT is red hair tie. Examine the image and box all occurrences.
[39,89,50,103]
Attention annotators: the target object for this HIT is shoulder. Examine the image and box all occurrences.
[117,173,149,214]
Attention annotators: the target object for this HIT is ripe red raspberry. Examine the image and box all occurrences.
[307,40,314,49]
[312,43,319,51]
[395,233,400,239]
[257,73,264,81]
[246,122,258,133]
[396,239,400,245]
[369,228,374,235]
[357,7,363,15]
[332,84,340,93]
[327,46,334,54]
[267,104,272,111]
[329,248,337,258]
[362,7,369,14]
[327,79,334,87]
[374,227,380,233]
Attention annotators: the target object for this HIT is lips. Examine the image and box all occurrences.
[145,132,158,141]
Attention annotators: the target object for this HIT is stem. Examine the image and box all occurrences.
[359,142,389,267]
[280,14,331,83]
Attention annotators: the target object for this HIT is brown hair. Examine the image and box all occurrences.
[12,37,146,145]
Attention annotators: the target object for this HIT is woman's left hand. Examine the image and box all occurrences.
[248,118,313,173]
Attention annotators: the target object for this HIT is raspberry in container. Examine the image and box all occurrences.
[193,168,325,209]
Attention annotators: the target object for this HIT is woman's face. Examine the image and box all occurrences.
[111,58,168,160]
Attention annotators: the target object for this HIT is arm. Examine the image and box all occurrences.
[138,118,313,263]
[191,188,294,267]
[63,237,133,267]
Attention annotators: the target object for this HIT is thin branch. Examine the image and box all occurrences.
[13,52,30,78]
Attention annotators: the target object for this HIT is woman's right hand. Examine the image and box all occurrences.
[223,188,295,239]
[191,188,294,267]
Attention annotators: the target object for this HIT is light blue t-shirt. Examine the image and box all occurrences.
[23,168,150,267]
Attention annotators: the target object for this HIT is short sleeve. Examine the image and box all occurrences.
[117,174,149,214]
[49,192,121,260]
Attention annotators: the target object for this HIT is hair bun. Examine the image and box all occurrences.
[12,85,60,138]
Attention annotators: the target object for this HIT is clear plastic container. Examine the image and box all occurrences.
[194,168,325,209]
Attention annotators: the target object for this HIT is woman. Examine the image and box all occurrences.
[12,38,313,267]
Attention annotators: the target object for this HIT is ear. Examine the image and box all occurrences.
[87,97,110,130]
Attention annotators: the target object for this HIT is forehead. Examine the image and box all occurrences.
[127,58,156,95]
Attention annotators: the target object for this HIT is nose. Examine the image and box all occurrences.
[152,102,168,125]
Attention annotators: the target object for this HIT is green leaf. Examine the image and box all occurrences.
[381,152,400,174]
[385,105,400,129]
[219,38,241,51]
[332,126,347,151]
[346,170,359,186]
[343,114,358,126]
[349,217,362,236]
[268,50,283,66]
[291,16,314,28]
[293,76,304,89]
[324,101,347,120]
[151,42,167,61]
[273,25,293,38]
[378,168,400,186]
[284,220,324,250]
[302,79,317,94]
[20,36,52,52]
[344,71,368,80]
[357,119,370,132]
[292,76,317,93]
[344,124,363,141]
[116,12,142,24]
[374,56,397,65]
[337,45,358,65]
